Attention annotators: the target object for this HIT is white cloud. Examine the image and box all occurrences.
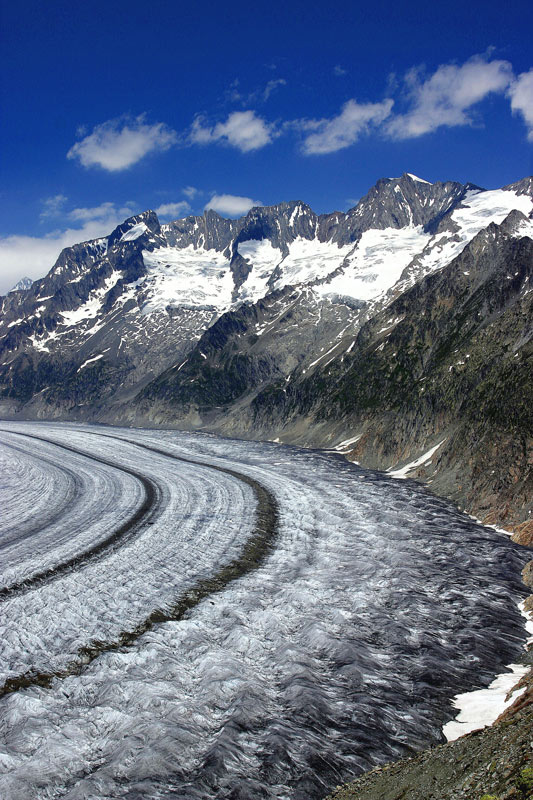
[67,115,178,171]
[508,69,533,141]
[299,98,394,154]
[0,202,139,295]
[155,201,191,220]
[387,56,514,139]
[205,194,262,217]
[40,194,68,220]
[182,186,200,200]
[263,78,286,101]
[68,201,136,223]
[190,110,275,152]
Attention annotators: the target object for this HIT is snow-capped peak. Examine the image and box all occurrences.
[406,173,432,185]
[10,276,33,293]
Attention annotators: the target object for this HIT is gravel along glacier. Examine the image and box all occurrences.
[0,422,530,799]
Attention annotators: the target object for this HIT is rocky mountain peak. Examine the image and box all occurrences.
[503,176,533,197]
[497,208,533,237]
[232,201,318,258]
[107,210,161,248]
[9,277,33,293]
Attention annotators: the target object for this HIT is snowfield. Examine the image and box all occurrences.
[0,422,529,799]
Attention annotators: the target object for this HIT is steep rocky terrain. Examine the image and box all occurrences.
[244,210,533,529]
[1,174,532,528]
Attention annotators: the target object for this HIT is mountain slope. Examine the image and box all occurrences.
[1,174,532,526]
[132,207,533,528]
[247,210,533,528]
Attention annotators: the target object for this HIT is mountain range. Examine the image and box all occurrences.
[1,172,532,531]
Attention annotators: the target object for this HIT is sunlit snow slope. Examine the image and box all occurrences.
[0,422,530,800]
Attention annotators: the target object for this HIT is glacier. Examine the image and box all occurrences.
[0,422,530,799]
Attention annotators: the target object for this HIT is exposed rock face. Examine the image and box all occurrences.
[330,174,476,243]
[1,174,532,527]
[513,522,533,547]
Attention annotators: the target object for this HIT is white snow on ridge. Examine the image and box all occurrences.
[120,222,148,242]
[316,226,431,303]
[142,246,233,312]
[237,240,283,302]
[406,173,432,184]
[416,189,533,277]
[117,187,533,320]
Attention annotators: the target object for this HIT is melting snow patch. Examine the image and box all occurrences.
[335,434,362,451]
[388,439,446,478]
[77,354,104,372]
[444,601,533,741]
[61,273,122,326]
[443,666,528,740]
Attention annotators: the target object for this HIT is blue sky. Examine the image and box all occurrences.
[1,0,532,292]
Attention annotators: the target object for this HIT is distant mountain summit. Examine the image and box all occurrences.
[1,173,532,529]
[9,277,33,293]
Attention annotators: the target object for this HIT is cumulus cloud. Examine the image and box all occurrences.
[508,68,533,141]
[387,56,514,139]
[299,98,394,154]
[205,194,262,217]
[190,111,275,152]
[154,201,191,220]
[0,202,139,295]
[67,115,178,171]
[68,201,137,222]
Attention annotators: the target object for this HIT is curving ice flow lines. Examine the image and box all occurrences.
[0,439,84,551]
[0,430,160,600]
[0,423,530,800]
[0,428,279,699]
